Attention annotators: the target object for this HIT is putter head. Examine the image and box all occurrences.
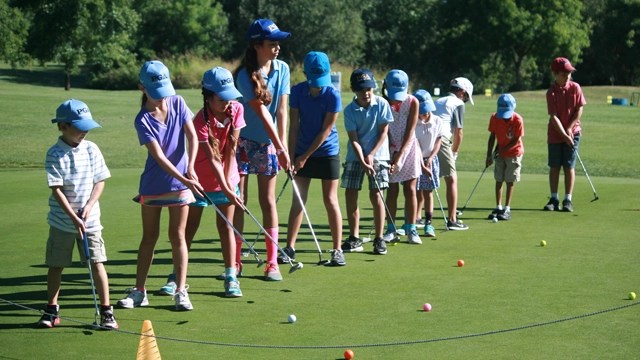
[288,261,303,273]
[256,259,265,268]
[91,322,101,330]
[317,260,330,265]
[591,196,600,202]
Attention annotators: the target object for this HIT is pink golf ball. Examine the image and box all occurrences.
[423,303,432,312]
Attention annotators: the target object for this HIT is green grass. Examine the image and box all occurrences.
[0,65,639,359]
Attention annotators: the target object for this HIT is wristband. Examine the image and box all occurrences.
[276,148,286,155]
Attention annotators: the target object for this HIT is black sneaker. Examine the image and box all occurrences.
[37,305,60,328]
[497,210,511,221]
[543,198,559,211]
[341,235,364,252]
[277,246,296,264]
[562,199,573,212]
[100,306,118,330]
[487,209,500,220]
[373,237,387,255]
[447,219,469,230]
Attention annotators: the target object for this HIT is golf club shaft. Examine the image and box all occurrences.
[431,177,449,230]
[373,175,398,232]
[249,177,289,249]
[461,165,489,211]
[575,150,599,199]
[78,211,100,324]
[288,172,324,261]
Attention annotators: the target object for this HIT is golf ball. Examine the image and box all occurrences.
[344,349,354,360]
[287,314,297,323]
[540,240,547,247]
[423,303,432,312]
[457,259,465,267]
[629,292,637,300]
[492,217,498,223]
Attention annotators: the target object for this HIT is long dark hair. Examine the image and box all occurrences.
[201,88,237,161]
[233,41,272,106]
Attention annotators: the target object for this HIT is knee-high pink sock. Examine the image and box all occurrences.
[235,235,243,265]
[265,227,278,264]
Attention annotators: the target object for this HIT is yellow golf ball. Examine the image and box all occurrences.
[540,240,547,247]
[629,292,637,300]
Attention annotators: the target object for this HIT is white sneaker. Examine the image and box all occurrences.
[382,229,399,243]
[407,229,423,244]
[174,288,193,311]
[117,288,148,309]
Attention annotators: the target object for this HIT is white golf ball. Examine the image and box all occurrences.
[492,217,498,223]
[288,314,297,323]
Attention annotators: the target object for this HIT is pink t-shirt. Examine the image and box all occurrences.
[546,81,586,144]
[488,112,524,157]
[192,101,246,192]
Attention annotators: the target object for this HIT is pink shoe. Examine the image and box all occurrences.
[264,263,282,281]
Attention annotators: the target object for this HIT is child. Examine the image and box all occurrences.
[381,69,422,245]
[233,19,292,281]
[283,51,344,266]
[118,60,203,311]
[543,57,586,212]
[341,68,393,255]
[40,99,117,329]
[413,90,443,237]
[433,77,474,230]
[159,67,245,298]
[486,94,524,221]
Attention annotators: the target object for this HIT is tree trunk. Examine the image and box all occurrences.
[65,71,71,91]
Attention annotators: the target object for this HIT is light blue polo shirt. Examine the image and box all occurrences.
[290,82,341,157]
[236,59,290,144]
[343,95,393,162]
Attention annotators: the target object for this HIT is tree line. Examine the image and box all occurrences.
[1,0,638,91]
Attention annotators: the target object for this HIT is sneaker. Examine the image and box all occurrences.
[277,246,296,264]
[497,210,511,221]
[216,263,243,280]
[424,224,436,237]
[117,288,149,309]
[543,198,559,211]
[447,219,469,231]
[382,229,400,243]
[487,209,500,220]
[562,199,573,212]
[174,288,193,311]
[100,306,118,330]
[341,235,364,252]
[415,218,426,229]
[37,305,60,328]
[224,276,243,297]
[328,249,346,266]
[407,228,423,244]
[158,273,177,296]
[373,237,387,255]
[264,262,283,281]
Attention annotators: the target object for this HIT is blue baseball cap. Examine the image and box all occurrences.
[51,99,101,131]
[350,68,377,91]
[384,69,409,101]
[246,19,291,41]
[413,89,436,115]
[202,67,242,101]
[496,93,516,119]
[139,60,175,100]
[304,51,332,87]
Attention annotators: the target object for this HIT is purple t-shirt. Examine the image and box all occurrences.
[134,95,194,195]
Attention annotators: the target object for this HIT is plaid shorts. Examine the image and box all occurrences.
[237,137,279,176]
[417,156,440,191]
[340,161,390,191]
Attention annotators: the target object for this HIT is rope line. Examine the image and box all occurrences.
[2,298,637,350]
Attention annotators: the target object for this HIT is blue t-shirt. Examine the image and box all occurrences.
[134,95,194,195]
[236,59,290,144]
[343,95,393,162]
[290,82,341,157]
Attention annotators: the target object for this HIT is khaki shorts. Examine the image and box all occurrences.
[46,226,107,268]
[436,137,456,177]
[494,156,523,183]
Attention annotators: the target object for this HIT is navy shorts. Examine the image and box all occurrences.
[548,135,580,168]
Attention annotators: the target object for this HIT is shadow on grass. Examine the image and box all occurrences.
[0,67,90,89]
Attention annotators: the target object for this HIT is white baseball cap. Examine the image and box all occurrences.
[450,77,474,105]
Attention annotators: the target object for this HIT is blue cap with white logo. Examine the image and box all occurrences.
[51,99,101,131]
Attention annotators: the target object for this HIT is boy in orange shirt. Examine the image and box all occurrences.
[486,94,524,221]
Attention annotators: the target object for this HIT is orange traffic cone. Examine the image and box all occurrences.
[136,320,161,360]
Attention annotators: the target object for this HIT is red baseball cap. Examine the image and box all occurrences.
[551,57,576,73]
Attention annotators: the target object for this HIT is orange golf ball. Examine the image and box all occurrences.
[344,349,354,359]
[457,259,465,267]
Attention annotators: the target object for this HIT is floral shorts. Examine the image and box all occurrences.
[236,137,279,176]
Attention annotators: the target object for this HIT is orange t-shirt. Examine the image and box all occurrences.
[488,112,524,157]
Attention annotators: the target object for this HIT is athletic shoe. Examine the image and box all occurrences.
[382,229,400,243]
[424,224,436,237]
[543,198,559,211]
[497,210,511,221]
[447,219,469,231]
[373,237,387,255]
[174,288,193,311]
[264,262,283,281]
[215,262,243,280]
[224,276,243,298]
[562,199,573,212]
[407,228,423,244]
[277,246,296,264]
[396,228,406,236]
[117,288,148,309]
[328,249,346,266]
[415,218,426,229]
[100,306,118,330]
[37,305,60,328]
[487,209,500,220]
[158,273,176,296]
[341,235,364,252]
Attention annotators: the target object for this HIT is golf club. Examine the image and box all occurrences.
[459,147,497,215]
[373,175,400,242]
[78,209,100,330]
[575,149,599,202]
[243,177,290,257]
[287,172,328,265]
[200,193,265,268]
[431,177,449,231]
[241,204,303,274]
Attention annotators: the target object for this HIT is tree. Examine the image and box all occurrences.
[0,1,30,66]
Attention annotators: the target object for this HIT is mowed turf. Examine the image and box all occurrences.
[0,66,639,359]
